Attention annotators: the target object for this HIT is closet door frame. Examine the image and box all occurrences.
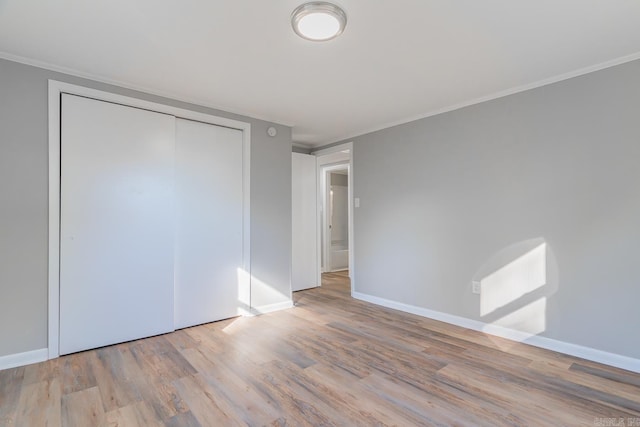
[47,80,251,359]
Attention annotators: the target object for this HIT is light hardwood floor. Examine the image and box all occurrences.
[1,271,640,426]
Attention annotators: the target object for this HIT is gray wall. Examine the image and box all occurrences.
[330,172,348,187]
[345,59,640,359]
[0,58,292,357]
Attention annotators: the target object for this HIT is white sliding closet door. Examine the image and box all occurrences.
[59,94,175,355]
[174,119,244,329]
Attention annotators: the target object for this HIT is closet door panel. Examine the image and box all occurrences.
[59,94,175,355]
[174,119,244,329]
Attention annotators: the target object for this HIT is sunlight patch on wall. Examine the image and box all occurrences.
[480,243,547,317]
[236,267,252,316]
[236,267,292,318]
[488,297,547,337]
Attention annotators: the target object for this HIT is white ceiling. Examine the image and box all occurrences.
[1,1,640,147]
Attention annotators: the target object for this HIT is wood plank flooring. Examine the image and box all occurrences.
[2,271,640,426]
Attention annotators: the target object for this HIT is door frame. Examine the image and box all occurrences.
[322,163,349,273]
[48,80,251,359]
[313,142,354,294]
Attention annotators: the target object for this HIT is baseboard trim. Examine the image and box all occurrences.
[0,348,48,371]
[251,300,294,316]
[352,291,640,374]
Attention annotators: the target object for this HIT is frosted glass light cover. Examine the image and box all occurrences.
[298,13,340,40]
[292,2,347,41]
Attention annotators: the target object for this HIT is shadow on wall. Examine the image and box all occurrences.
[472,237,559,347]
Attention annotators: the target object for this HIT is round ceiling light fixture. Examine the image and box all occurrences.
[291,2,347,42]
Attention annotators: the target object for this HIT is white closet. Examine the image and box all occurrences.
[59,94,245,355]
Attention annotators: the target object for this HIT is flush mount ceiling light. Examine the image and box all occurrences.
[291,2,347,42]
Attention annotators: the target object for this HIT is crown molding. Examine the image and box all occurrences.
[322,51,640,146]
[0,51,291,128]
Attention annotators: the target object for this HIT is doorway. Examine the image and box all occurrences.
[314,142,354,295]
[323,165,349,272]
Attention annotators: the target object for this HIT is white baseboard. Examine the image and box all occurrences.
[352,291,640,374]
[251,300,294,316]
[0,348,48,371]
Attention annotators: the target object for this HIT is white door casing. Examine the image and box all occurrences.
[313,143,354,293]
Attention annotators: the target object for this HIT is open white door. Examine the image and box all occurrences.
[292,153,318,291]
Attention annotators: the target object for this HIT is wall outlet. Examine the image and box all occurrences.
[472,281,481,294]
[354,197,360,208]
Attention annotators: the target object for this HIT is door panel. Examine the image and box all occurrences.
[174,119,244,329]
[292,153,318,291]
[59,94,175,355]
